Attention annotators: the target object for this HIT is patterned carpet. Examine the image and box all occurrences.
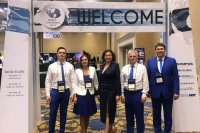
[34,88,156,133]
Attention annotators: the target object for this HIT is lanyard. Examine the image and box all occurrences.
[82,68,91,79]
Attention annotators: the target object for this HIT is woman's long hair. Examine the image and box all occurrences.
[79,54,90,69]
[101,49,116,63]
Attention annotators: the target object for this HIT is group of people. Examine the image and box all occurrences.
[45,42,180,133]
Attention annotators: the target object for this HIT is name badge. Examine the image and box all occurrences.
[128,79,136,91]
[85,78,92,89]
[156,73,163,84]
[57,81,65,92]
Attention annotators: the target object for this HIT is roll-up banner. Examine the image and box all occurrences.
[168,0,200,132]
[34,1,166,32]
[0,0,33,133]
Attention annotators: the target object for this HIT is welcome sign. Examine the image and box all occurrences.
[34,1,166,32]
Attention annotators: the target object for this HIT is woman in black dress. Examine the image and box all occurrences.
[98,50,121,133]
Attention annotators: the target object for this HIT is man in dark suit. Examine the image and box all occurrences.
[147,43,179,133]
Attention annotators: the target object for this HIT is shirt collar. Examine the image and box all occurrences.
[157,56,165,61]
[129,62,137,67]
[57,61,66,65]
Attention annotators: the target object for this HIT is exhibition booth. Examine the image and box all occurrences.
[0,0,200,133]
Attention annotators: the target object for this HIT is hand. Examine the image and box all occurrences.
[73,95,77,104]
[121,96,125,103]
[173,94,179,100]
[70,94,76,102]
[115,96,120,102]
[46,96,51,105]
[141,96,146,103]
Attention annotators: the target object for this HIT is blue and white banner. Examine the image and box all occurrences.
[0,0,33,133]
[168,0,200,132]
[34,1,165,32]
[7,5,30,34]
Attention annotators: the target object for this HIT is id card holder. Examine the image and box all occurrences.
[128,79,136,91]
[57,81,65,92]
[85,78,92,89]
[156,73,163,84]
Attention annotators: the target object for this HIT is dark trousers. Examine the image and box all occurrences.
[124,89,144,133]
[49,89,70,133]
[151,93,173,133]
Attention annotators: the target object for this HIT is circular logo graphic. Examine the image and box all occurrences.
[41,4,65,28]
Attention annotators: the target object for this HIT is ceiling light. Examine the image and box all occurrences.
[0,8,4,13]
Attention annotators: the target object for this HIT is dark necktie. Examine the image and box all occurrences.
[159,58,163,72]
[129,65,134,79]
[61,63,65,81]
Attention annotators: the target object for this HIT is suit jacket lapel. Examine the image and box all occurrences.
[103,62,113,75]
[99,64,104,75]
[161,56,168,73]
[101,62,113,75]
[153,57,159,72]
[79,69,84,80]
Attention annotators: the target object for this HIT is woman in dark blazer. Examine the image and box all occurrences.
[98,50,121,133]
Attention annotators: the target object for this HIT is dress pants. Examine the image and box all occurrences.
[124,89,144,133]
[151,93,173,133]
[49,89,70,133]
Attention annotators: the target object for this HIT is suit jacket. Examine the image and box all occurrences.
[98,62,121,96]
[98,62,121,124]
[74,66,98,96]
[147,56,179,99]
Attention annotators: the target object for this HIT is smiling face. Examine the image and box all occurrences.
[81,56,89,68]
[104,51,113,63]
[57,48,66,62]
[155,45,165,58]
[128,51,138,65]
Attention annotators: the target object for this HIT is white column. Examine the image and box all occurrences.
[168,0,200,132]
[0,0,34,133]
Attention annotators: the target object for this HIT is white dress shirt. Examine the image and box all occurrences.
[74,66,98,96]
[45,61,75,97]
[121,62,149,97]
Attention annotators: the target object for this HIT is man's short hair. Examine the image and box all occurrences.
[127,49,138,56]
[57,47,66,53]
[155,43,166,50]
